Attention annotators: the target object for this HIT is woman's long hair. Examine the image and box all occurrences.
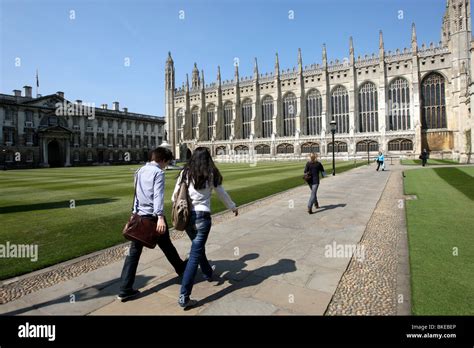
[182,147,223,189]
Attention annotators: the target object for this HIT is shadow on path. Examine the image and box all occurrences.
[316,203,347,213]
[1,275,154,315]
[192,254,297,310]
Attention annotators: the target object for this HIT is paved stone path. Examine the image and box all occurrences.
[0,163,399,315]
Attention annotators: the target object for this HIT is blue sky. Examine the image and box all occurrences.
[0,0,455,116]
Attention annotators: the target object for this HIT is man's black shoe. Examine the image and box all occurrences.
[117,289,140,302]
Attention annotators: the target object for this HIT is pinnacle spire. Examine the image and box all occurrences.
[411,23,418,51]
[275,52,280,76]
[298,48,303,72]
[322,44,327,67]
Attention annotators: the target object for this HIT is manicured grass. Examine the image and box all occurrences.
[404,167,474,315]
[401,159,459,165]
[0,160,363,280]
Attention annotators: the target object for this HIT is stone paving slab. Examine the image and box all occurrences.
[252,279,332,314]
[1,163,392,315]
[199,294,278,315]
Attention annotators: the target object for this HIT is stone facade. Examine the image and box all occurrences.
[0,90,165,168]
[165,0,474,163]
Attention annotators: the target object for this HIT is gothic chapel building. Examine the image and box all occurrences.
[166,0,473,162]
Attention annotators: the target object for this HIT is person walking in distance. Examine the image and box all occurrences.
[172,147,238,309]
[117,147,187,302]
[419,149,429,167]
[376,151,385,171]
[304,153,325,214]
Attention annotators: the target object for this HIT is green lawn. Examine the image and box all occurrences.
[401,159,459,165]
[0,160,363,280]
[404,166,474,315]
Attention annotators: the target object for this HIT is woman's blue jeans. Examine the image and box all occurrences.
[308,184,320,209]
[179,211,213,304]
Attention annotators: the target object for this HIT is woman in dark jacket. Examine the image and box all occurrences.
[304,153,325,214]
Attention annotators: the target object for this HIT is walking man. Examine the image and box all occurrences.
[117,147,187,302]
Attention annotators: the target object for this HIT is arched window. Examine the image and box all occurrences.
[388,78,410,131]
[255,144,270,155]
[261,96,273,138]
[87,151,93,161]
[241,99,252,139]
[388,138,413,151]
[207,104,215,141]
[74,151,80,162]
[277,143,294,154]
[356,140,379,152]
[328,141,348,153]
[224,102,233,140]
[331,86,350,134]
[176,108,184,142]
[108,151,114,161]
[306,90,322,135]
[234,145,249,154]
[283,93,297,136]
[358,82,378,133]
[191,107,199,140]
[301,142,320,154]
[216,146,227,155]
[421,72,446,129]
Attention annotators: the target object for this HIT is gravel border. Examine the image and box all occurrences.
[325,166,410,315]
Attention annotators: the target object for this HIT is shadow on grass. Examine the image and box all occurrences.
[0,198,119,214]
[433,167,474,201]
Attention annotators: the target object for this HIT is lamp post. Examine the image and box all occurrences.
[330,120,337,176]
[366,139,370,165]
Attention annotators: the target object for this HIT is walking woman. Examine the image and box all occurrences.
[172,147,238,309]
[304,153,325,214]
[376,151,385,171]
